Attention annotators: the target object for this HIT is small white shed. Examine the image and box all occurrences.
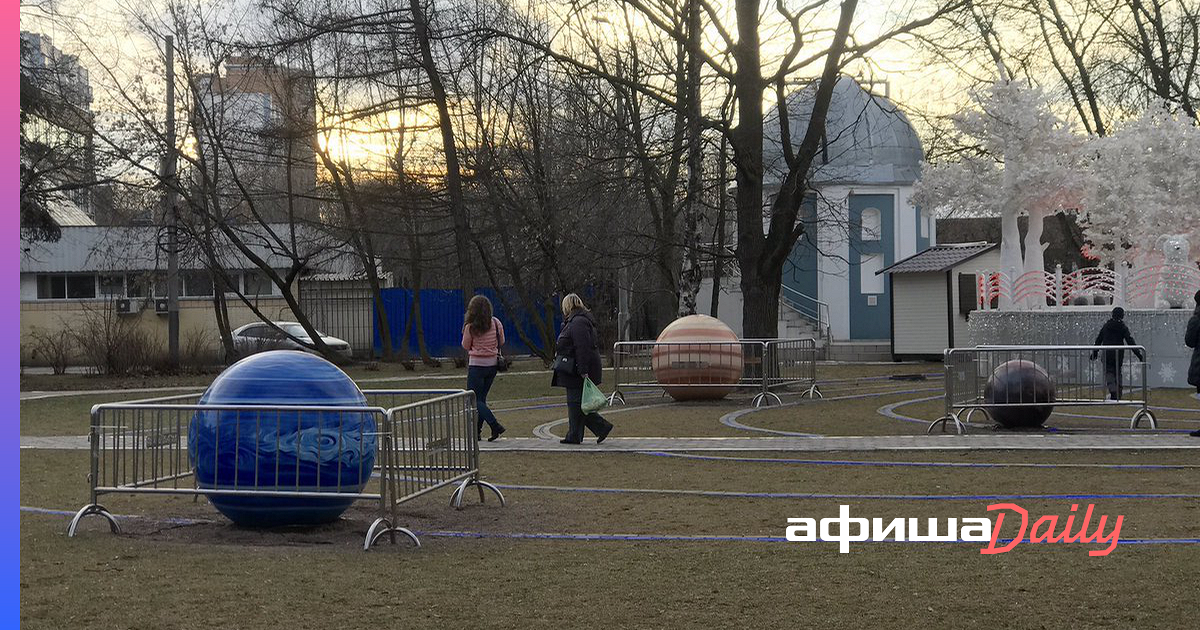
[879,242,1000,360]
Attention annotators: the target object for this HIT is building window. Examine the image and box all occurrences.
[861,208,881,241]
[36,275,66,299]
[860,254,884,294]
[66,275,96,299]
[99,274,125,297]
[127,273,153,298]
[243,269,274,295]
[919,210,930,239]
[183,271,214,297]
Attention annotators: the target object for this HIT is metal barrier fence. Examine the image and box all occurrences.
[67,389,503,550]
[761,338,821,399]
[929,345,1155,434]
[608,338,820,407]
[367,390,504,549]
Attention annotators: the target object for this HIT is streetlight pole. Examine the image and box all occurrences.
[163,35,180,368]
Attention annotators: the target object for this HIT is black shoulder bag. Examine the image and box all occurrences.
[494,318,512,372]
[551,353,576,375]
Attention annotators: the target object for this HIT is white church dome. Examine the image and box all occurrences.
[763,76,923,187]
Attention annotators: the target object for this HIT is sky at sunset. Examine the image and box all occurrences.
[21,0,984,169]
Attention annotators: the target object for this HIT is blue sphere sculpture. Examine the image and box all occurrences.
[188,350,375,527]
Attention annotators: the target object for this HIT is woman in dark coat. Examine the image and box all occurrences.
[1186,290,1200,437]
[551,293,613,444]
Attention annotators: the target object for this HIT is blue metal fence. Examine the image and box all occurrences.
[372,287,561,357]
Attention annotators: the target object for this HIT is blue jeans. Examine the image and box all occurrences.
[467,365,502,434]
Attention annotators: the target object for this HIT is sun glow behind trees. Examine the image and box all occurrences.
[22,0,979,178]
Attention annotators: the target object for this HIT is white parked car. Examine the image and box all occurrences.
[229,321,354,361]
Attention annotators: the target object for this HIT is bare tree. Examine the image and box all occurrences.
[490,0,961,336]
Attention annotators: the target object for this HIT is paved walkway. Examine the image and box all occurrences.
[21,433,1200,452]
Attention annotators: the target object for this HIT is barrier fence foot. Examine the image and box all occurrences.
[67,504,121,537]
[961,407,989,426]
[607,391,626,406]
[802,384,823,399]
[364,517,420,551]
[927,415,966,435]
[752,392,783,408]
[450,478,507,510]
[1130,409,1158,430]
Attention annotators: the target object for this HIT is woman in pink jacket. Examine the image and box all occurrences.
[462,295,507,441]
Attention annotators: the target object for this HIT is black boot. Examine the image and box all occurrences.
[488,424,506,442]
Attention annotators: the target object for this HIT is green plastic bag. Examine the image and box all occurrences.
[581,377,606,414]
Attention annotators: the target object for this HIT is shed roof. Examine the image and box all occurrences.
[879,242,997,275]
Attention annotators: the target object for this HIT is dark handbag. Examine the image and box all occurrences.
[496,352,512,372]
[552,354,576,375]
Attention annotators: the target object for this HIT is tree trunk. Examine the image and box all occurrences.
[410,0,477,304]
[731,0,772,338]
[999,201,1022,310]
[411,286,435,365]
[733,0,858,338]
[312,146,396,361]
[677,0,705,318]
[1022,208,1049,308]
[740,268,780,339]
[710,136,729,318]
[364,261,394,361]
[403,211,434,364]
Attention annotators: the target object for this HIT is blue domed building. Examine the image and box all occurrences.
[703,77,933,358]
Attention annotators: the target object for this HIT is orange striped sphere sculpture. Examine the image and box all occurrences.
[651,315,744,401]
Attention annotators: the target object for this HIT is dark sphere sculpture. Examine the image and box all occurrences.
[983,359,1057,428]
[188,350,375,527]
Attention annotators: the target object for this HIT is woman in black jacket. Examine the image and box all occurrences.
[1186,290,1200,437]
[551,293,613,444]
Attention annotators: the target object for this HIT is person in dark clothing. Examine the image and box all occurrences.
[1185,290,1200,437]
[551,293,613,444]
[1090,307,1145,401]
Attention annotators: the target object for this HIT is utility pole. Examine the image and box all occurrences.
[163,35,180,368]
[618,265,630,342]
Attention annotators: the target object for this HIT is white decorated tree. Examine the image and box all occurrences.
[914,81,1087,308]
[1080,104,1200,267]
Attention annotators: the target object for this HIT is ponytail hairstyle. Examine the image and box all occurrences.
[465,295,494,335]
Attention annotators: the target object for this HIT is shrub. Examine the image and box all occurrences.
[182,327,218,372]
[72,300,162,376]
[28,328,73,375]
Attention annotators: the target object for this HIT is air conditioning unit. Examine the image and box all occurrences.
[154,298,170,315]
[115,299,134,315]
